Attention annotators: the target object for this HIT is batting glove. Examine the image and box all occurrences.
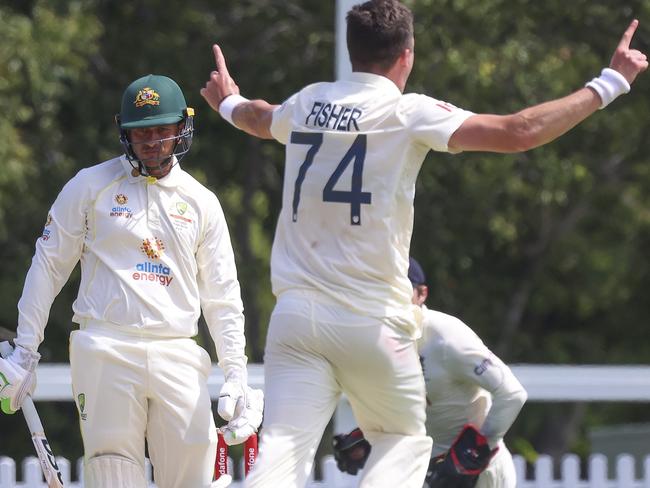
[217,378,246,422]
[0,342,40,414]
[219,386,264,446]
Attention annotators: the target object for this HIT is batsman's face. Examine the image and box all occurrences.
[128,123,181,177]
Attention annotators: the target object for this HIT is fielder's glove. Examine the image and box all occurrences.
[424,424,497,488]
[332,428,372,475]
[0,341,40,415]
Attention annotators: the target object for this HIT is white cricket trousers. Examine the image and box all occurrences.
[245,290,432,488]
[476,443,517,488]
[69,322,218,488]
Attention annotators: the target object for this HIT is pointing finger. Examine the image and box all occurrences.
[618,19,639,50]
[212,44,230,77]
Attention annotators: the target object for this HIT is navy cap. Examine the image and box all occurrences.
[407,257,426,286]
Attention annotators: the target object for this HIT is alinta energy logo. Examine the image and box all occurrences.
[133,237,173,286]
[110,194,133,218]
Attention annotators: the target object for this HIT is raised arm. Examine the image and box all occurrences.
[200,44,278,139]
[448,19,648,153]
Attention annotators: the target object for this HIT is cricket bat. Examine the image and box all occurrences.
[0,341,64,488]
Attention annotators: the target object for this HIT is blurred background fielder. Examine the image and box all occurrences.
[333,257,527,488]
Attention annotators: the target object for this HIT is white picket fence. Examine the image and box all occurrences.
[5,364,650,487]
[514,454,650,487]
[2,453,650,487]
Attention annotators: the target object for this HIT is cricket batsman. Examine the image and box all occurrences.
[0,74,263,488]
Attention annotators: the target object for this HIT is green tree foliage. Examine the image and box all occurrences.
[0,0,102,464]
[408,0,650,456]
[1,0,649,471]
[410,0,650,367]
[0,1,101,354]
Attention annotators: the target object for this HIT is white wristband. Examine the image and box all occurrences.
[585,68,630,109]
[219,94,250,126]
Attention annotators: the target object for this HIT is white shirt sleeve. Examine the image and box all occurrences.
[15,170,89,353]
[269,92,300,144]
[445,320,527,447]
[403,94,474,153]
[196,193,247,381]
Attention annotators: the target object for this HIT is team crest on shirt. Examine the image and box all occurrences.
[168,200,193,229]
[134,87,160,107]
[110,194,133,218]
[140,237,165,259]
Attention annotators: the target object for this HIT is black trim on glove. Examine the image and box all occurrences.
[424,424,498,488]
[332,428,372,475]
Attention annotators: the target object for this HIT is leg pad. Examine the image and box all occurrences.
[84,454,146,488]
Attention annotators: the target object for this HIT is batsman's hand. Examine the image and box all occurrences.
[332,428,372,476]
[218,383,263,446]
[425,424,497,488]
[201,44,240,113]
[217,378,245,422]
[0,342,40,414]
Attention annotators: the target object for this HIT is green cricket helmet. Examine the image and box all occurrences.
[116,74,195,176]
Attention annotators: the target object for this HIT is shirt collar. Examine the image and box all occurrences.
[343,71,402,96]
[120,155,183,187]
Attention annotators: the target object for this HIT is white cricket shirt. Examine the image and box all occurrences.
[270,72,473,335]
[417,306,527,455]
[16,156,246,377]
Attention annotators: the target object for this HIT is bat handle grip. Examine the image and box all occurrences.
[21,396,45,434]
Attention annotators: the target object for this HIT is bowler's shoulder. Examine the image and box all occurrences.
[288,80,347,105]
[398,93,463,116]
[300,80,333,95]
